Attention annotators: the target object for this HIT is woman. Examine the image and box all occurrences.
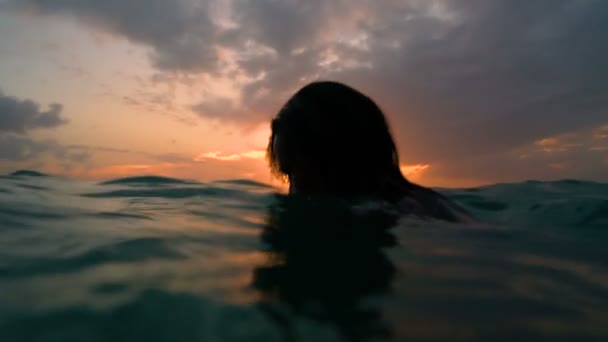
[266,81,472,222]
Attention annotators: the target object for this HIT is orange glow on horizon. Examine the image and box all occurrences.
[401,164,430,177]
[71,163,186,180]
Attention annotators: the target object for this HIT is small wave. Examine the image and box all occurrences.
[100,175,196,186]
[448,194,509,212]
[90,212,153,220]
[524,179,599,186]
[0,206,71,220]
[82,187,249,199]
[0,238,185,278]
[15,183,48,191]
[0,215,30,228]
[213,179,274,188]
[92,282,130,294]
[9,170,49,177]
[0,289,340,342]
[578,200,608,226]
[556,179,591,185]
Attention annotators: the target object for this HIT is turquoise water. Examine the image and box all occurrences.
[0,171,607,341]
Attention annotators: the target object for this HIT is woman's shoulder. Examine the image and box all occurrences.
[397,185,475,223]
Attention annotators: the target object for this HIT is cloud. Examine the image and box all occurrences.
[7,0,217,71]
[346,0,608,165]
[0,91,78,172]
[0,134,54,161]
[534,135,584,153]
[416,125,608,186]
[0,134,90,163]
[191,97,237,120]
[6,0,608,183]
[224,0,608,183]
[0,91,68,133]
[194,150,265,162]
[13,1,607,133]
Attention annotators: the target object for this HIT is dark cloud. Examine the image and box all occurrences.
[425,146,608,185]
[423,125,608,184]
[0,136,193,170]
[0,134,90,164]
[0,134,51,161]
[0,91,68,133]
[9,0,217,71]
[230,0,344,55]
[209,1,608,153]
[228,0,608,182]
[336,0,608,166]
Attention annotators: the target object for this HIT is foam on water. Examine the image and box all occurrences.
[0,171,607,341]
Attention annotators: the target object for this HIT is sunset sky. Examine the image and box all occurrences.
[0,0,607,187]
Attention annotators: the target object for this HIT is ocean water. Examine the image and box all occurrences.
[0,171,607,341]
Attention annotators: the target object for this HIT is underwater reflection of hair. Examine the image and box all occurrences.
[252,194,399,341]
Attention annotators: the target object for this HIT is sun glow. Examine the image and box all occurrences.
[400,164,430,176]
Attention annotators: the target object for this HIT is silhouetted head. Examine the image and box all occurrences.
[267,81,413,201]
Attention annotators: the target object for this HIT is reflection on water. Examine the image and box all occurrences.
[253,195,398,340]
[0,173,607,341]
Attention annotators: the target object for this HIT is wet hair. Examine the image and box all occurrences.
[267,81,416,202]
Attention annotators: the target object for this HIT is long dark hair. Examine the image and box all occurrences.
[267,81,416,202]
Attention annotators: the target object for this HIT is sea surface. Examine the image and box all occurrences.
[0,171,607,341]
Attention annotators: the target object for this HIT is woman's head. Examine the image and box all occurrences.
[267,81,412,200]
